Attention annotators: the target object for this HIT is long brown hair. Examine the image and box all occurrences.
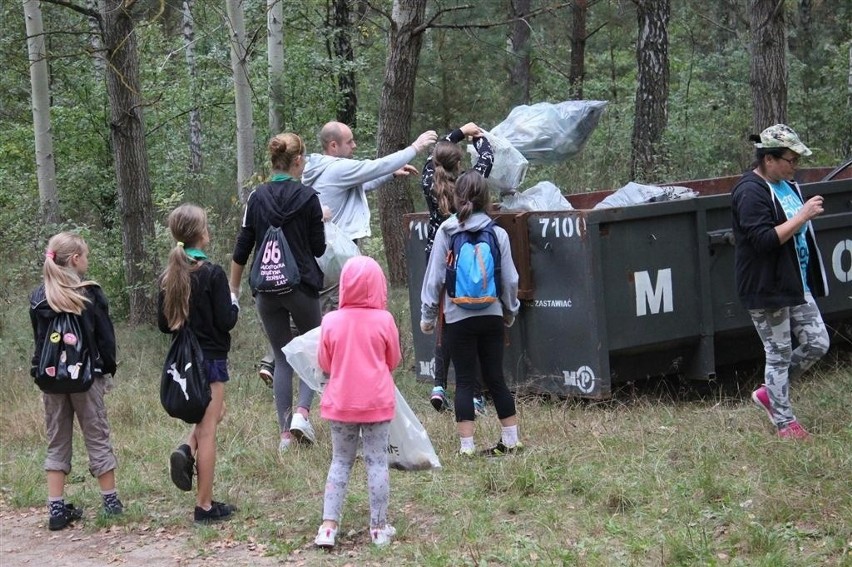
[160,204,207,330]
[432,141,465,217]
[42,232,97,314]
[454,170,491,223]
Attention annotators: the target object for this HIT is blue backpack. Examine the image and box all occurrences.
[445,222,502,310]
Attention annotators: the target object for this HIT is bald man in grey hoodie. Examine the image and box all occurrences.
[302,122,438,242]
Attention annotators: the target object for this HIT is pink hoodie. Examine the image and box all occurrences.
[318,256,401,423]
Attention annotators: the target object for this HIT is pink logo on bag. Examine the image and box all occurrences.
[63,333,77,346]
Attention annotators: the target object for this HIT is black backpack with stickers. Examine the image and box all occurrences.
[35,312,95,394]
[160,326,211,424]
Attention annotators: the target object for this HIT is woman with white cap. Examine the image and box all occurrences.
[731,124,830,439]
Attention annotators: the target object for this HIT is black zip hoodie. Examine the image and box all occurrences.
[731,171,829,310]
[232,180,326,296]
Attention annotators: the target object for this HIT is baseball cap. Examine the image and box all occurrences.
[754,124,812,156]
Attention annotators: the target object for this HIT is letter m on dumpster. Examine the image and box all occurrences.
[634,269,673,316]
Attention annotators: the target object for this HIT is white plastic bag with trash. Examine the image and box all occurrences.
[593,182,698,209]
[467,130,528,194]
[316,221,359,287]
[491,100,607,164]
[500,181,574,212]
[282,328,442,471]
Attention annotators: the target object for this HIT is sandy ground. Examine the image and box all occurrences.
[0,504,293,567]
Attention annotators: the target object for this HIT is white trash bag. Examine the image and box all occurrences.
[492,100,607,164]
[316,221,360,288]
[593,182,698,209]
[500,181,574,212]
[468,130,528,194]
[282,328,441,472]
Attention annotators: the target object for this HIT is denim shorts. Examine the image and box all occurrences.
[204,358,230,383]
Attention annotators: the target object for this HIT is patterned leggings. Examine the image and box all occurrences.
[749,292,830,428]
[321,421,391,528]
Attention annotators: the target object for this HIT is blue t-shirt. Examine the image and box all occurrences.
[768,180,809,291]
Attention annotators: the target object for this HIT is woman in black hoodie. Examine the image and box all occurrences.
[731,124,830,440]
[230,133,326,453]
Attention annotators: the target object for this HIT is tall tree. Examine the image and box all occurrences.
[85,0,105,75]
[99,0,157,323]
[23,0,59,224]
[630,0,670,182]
[267,0,284,135]
[329,0,357,126]
[568,0,588,99]
[375,0,427,285]
[507,0,531,105]
[749,0,787,130]
[183,0,202,173]
[225,0,254,201]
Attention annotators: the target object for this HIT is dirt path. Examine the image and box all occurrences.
[0,505,287,567]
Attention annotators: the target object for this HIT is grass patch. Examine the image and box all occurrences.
[1,285,850,565]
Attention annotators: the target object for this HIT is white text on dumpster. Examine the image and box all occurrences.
[634,268,673,316]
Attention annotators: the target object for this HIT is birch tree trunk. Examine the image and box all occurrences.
[101,0,157,324]
[507,0,531,106]
[376,0,426,285]
[630,0,670,182]
[749,0,787,131]
[183,0,202,173]
[267,0,284,136]
[23,0,59,225]
[226,0,255,201]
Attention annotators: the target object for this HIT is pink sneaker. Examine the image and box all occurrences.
[751,386,775,423]
[777,420,810,440]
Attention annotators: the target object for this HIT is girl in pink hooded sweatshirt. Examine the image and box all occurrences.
[314,256,401,549]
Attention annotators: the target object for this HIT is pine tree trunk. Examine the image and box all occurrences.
[376,0,426,286]
[101,0,157,324]
[507,0,531,105]
[569,0,587,100]
[630,0,670,182]
[331,0,357,127]
[226,0,255,202]
[23,0,59,225]
[183,0,202,173]
[749,0,787,131]
[267,0,284,136]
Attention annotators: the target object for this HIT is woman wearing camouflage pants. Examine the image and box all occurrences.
[731,124,830,439]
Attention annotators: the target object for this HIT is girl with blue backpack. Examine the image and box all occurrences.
[420,171,522,456]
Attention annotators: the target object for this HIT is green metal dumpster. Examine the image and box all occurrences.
[405,167,852,398]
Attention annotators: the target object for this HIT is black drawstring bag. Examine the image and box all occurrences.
[160,326,210,424]
[36,312,94,394]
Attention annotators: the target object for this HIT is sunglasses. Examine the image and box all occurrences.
[777,155,800,166]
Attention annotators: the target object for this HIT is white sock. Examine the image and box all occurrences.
[460,437,475,451]
[501,425,519,447]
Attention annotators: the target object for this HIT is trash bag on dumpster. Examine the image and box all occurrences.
[593,182,698,209]
[500,181,574,212]
[491,100,607,164]
[467,130,528,194]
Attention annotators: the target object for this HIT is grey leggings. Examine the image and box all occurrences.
[322,421,391,528]
[256,290,321,432]
[749,292,830,428]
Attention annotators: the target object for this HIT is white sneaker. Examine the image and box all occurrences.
[314,524,337,548]
[289,413,316,445]
[370,524,396,546]
[278,436,292,453]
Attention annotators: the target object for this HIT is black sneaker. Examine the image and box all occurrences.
[170,444,194,492]
[479,440,524,457]
[194,501,236,524]
[257,360,274,388]
[102,493,124,516]
[48,502,83,531]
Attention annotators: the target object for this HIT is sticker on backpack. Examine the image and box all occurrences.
[445,222,502,310]
[249,225,301,294]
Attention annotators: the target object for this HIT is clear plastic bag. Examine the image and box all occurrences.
[500,181,574,212]
[467,130,528,193]
[316,221,360,288]
[593,182,698,209]
[282,329,442,472]
[491,100,607,164]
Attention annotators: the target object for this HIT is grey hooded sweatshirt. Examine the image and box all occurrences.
[302,146,416,240]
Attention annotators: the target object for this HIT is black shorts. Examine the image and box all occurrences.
[203,358,230,383]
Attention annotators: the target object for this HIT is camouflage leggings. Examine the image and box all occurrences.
[748,292,830,428]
